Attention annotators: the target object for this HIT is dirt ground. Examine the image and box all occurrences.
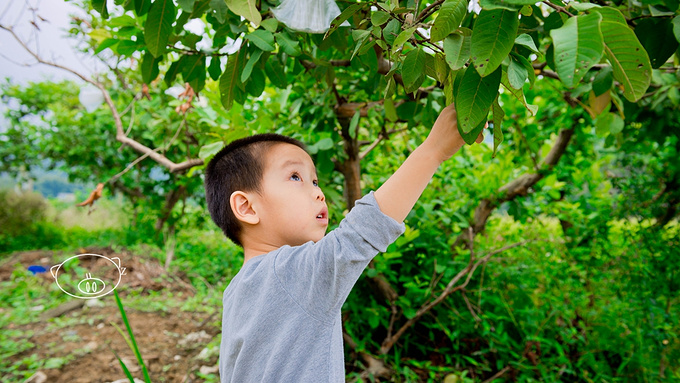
[1,247,222,383]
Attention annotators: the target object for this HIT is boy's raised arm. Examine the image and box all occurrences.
[374,104,483,223]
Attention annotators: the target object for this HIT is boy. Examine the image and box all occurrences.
[205,104,484,382]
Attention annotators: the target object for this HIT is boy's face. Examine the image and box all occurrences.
[254,143,328,247]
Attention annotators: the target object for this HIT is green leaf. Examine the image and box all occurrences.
[134,0,151,16]
[210,0,229,24]
[673,16,680,42]
[384,98,398,122]
[634,17,679,69]
[543,11,565,33]
[164,60,181,86]
[592,7,651,102]
[383,19,401,45]
[595,112,624,136]
[261,18,279,32]
[219,51,241,110]
[351,30,372,60]
[225,0,261,27]
[592,65,613,96]
[434,52,449,83]
[317,138,334,151]
[275,32,302,57]
[512,52,536,87]
[455,64,501,133]
[177,0,195,12]
[391,27,417,53]
[180,53,205,82]
[113,291,151,383]
[490,0,536,4]
[460,116,487,145]
[371,11,391,26]
[514,34,539,54]
[443,28,471,70]
[501,71,537,115]
[190,62,207,93]
[208,56,222,81]
[246,30,275,51]
[507,54,528,89]
[144,0,176,57]
[349,110,360,138]
[519,4,532,16]
[479,0,520,11]
[116,40,139,56]
[430,0,468,42]
[471,9,520,77]
[94,38,119,54]
[241,49,263,82]
[245,67,265,97]
[92,0,109,18]
[402,48,427,93]
[141,51,161,83]
[109,15,137,27]
[199,141,225,160]
[550,12,603,88]
[265,59,287,88]
[569,2,601,11]
[113,353,136,383]
[325,3,365,39]
[384,76,396,99]
[491,96,504,157]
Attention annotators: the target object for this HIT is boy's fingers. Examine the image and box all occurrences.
[475,133,484,143]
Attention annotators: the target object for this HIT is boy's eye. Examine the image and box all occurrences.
[290,173,301,181]
[313,180,319,187]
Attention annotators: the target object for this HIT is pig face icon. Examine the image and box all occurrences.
[51,254,126,299]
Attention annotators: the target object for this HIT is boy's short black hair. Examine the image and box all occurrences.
[205,134,306,247]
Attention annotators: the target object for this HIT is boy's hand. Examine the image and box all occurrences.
[374,103,484,223]
[424,103,484,163]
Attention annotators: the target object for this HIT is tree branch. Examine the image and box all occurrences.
[417,0,446,23]
[450,123,576,249]
[380,235,532,354]
[542,0,575,17]
[0,23,204,174]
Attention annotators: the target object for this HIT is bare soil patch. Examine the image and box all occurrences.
[2,247,221,383]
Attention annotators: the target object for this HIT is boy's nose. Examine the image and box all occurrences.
[315,190,325,202]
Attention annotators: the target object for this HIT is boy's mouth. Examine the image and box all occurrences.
[316,207,328,221]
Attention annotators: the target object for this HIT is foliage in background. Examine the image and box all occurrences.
[1,0,680,381]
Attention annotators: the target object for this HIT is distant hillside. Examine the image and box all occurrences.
[0,168,87,198]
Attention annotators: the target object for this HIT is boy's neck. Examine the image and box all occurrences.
[242,242,280,264]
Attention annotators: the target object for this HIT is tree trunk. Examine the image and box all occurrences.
[336,115,362,209]
[452,126,576,250]
[155,185,187,232]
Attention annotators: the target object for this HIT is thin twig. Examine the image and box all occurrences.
[462,290,482,322]
[481,366,511,383]
[542,1,575,17]
[417,0,446,23]
[108,147,162,184]
[110,117,188,183]
[380,238,533,354]
[0,22,204,173]
[514,123,540,171]
[124,102,136,137]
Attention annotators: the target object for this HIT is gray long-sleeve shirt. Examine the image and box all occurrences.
[218,192,405,382]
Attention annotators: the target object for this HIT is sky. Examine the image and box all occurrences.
[0,0,98,84]
[0,0,102,185]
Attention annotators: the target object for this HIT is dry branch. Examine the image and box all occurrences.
[380,237,532,354]
[0,23,204,175]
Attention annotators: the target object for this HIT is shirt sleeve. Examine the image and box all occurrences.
[273,191,405,321]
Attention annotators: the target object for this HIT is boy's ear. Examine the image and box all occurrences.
[230,191,260,225]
